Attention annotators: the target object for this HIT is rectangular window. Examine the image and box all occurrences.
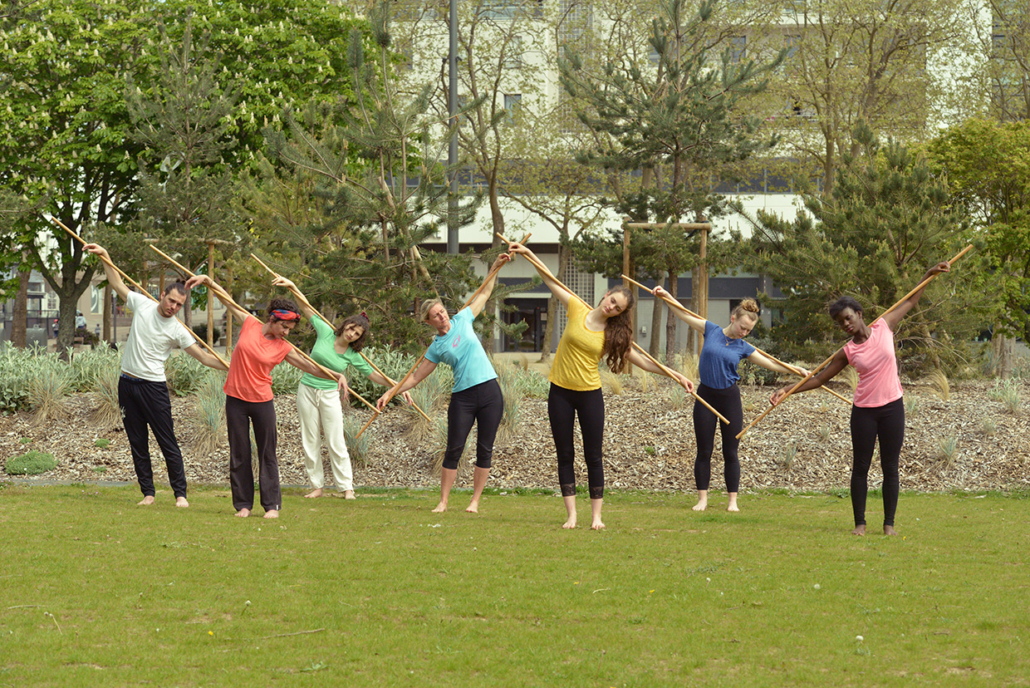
[729,35,747,64]
[504,93,522,123]
[503,34,524,69]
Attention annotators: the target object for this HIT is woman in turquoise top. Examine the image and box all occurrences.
[377,254,509,514]
[273,277,410,499]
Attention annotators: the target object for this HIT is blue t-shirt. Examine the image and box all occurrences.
[424,307,498,393]
[698,320,756,389]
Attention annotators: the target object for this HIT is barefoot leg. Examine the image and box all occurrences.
[433,468,457,513]
[590,497,605,530]
[175,496,189,508]
[344,490,356,500]
[263,509,279,519]
[235,508,251,518]
[562,494,577,529]
[883,525,898,536]
[138,495,156,506]
[304,488,323,499]
[851,524,866,536]
[726,492,739,512]
[466,466,489,513]
[692,489,708,512]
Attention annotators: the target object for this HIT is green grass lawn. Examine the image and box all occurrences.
[1,485,1027,687]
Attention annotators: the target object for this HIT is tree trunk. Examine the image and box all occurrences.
[994,332,1014,378]
[11,262,30,348]
[648,273,664,359]
[103,284,112,342]
[665,272,679,361]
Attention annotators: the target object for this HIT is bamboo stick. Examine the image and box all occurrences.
[248,253,421,419]
[622,274,852,406]
[149,245,352,399]
[356,233,532,438]
[47,216,230,369]
[497,234,719,418]
[735,245,973,440]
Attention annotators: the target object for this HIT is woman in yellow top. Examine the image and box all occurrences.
[508,242,695,530]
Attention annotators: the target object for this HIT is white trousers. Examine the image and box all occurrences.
[296,383,353,491]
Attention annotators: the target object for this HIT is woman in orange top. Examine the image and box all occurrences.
[187,275,343,519]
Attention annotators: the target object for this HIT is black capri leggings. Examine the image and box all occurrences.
[548,383,605,499]
[443,379,504,470]
[849,397,905,527]
[692,383,745,493]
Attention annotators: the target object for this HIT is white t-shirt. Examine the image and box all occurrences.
[120,291,197,381]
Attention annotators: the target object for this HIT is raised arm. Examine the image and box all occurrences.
[185,274,250,324]
[769,349,848,405]
[468,254,511,317]
[506,242,573,308]
[183,343,230,372]
[83,244,130,302]
[271,276,318,321]
[882,262,950,331]
[653,285,706,333]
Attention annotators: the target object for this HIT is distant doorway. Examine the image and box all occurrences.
[503,298,546,352]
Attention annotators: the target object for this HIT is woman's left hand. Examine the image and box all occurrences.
[491,253,512,271]
[675,371,695,394]
[337,374,349,400]
[401,391,414,406]
[927,261,951,277]
[272,276,296,290]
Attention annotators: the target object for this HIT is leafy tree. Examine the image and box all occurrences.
[743,123,989,371]
[929,117,1030,375]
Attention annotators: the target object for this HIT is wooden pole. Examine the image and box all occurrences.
[623,274,852,406]
[225,264,234,355]
[207,241,215,348]
[736,245,974,440]
[47,216,229,369]
[249,253,430,422]
[622,218,635,373]
[697,226,708,356]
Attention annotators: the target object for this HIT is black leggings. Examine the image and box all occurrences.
[849,397,905,527]
[226,395,280,513]
[443,379,504,470]
[692,383,745,493]
[548,383,605,499]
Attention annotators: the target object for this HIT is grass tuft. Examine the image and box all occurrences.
[937,435,959,468]
[927,369,950,402]
[28,365,71,426]
[91,360,122,428]
[192,373,227,457]
[6,450,58,475]
[840,366,859,392]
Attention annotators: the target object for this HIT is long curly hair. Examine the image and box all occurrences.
[601,285,636,374]
[335,313,370,352]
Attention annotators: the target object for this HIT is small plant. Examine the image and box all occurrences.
[644,446,656,456]
[341,412,371,467]
[775,442,798,470]
[840,366,859,393]
[988,379,1021,414]
[94,439,111,448]
[19,437,32,444]
[6,450,58,476]
[635,367,654,393]
[937,436,959,468]
[668,384,687,410]
[927,369,950,402]
[817,424,832,442]
[91,360,122,428]
[905,395,921,417]
[674,352,699,382]
[270,360,305,396]
[494,362,523,446]
[192,374,227,456]
[93,466,108,474]
[600,370,623,395]
[404,370,450,444]
[980,418,997,436]
[165,352,211,397]
[27,366,72,426]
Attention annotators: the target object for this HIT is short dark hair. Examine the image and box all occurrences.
[335,313,371,352]
[267,297,300,321]
[829,296,863,319]
[164,281,188,297]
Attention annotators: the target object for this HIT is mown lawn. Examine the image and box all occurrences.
[0,485,1027,687]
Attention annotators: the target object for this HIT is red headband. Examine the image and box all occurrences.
[271,309,300,321]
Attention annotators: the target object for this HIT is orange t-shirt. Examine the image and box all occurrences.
[223,316,292,403]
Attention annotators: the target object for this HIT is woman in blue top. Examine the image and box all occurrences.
[653,292,799,512]
[377,254,509,514]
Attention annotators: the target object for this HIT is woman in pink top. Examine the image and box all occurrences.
[187,275,343,519]
[769,262,950,536]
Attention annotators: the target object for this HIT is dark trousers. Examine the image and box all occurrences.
[119,375,187,499]
[548,384,605,499]
[443,379,504,470]
[850,397,905,527]
[692,383,745,493]
[226,395,281,513]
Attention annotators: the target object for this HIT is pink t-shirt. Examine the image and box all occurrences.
[843,318,904,408]
[224,316,292,403]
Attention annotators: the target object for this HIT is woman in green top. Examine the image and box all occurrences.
[273,277,411,499]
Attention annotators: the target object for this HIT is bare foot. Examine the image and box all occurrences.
[562,516,577,529]
[590,519,606,531]
[727,503,739,512]
[138,495,155,506]
[263,510,279,519]
[692,499,707,512]
[344,490,356,500]
[851,524,866,536]
[465,501,480,513]
[883,525,898,536]
[431,502,448,513]
[235,508,251,518]
[304,488,323,499]
[175,496,189,508]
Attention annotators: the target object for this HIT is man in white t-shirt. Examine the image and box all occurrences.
[86,244,229,507]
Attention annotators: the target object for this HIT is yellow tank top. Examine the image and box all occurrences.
[549,298,605,391]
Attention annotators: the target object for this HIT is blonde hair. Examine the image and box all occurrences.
[419,298,444,323]
[732,298,760,324]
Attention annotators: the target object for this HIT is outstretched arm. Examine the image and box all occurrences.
[748,350,805,377]
[653,285,706,333]
[468,253,511,317]
[882,262,951,331]
[83,244,130,302]
[506,242,573,308]
[183,343,230,372]
[626,348,695,393]
[185,274,250,324]
[769,350,848,405]
[376,359,437,411]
